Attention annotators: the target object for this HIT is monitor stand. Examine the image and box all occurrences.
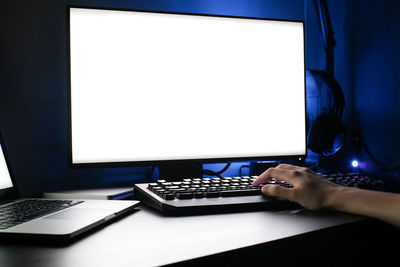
[158,163,203,182]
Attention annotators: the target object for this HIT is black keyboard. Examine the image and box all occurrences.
[134,176,300,215]
[0,199,83,229]
[134,173,393,215]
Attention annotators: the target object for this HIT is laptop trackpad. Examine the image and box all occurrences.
[44,208,112,220]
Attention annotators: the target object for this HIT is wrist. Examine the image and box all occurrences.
[321,185,349,210]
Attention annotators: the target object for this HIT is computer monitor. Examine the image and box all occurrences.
[67,7,306,169]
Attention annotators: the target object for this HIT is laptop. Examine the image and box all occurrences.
[0,133,140,240]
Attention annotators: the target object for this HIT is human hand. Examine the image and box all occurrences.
[253,163,342,210]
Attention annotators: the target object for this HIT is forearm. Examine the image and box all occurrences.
[324,187,400,228]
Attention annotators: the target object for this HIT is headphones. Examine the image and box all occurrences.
[306,69,346,156]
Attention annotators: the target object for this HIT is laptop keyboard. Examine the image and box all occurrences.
[0,199,83,229]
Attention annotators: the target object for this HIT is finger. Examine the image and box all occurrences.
[253,168,299,186]
[261,184,293,200]
[252,168,275,186]
[253,167,284,185]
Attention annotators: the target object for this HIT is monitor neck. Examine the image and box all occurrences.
[158,163,203,181]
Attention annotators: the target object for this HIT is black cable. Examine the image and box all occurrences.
[202,171,224,179]
[215,162,231,174]
[356,133,389,172]
[201,162,231,178]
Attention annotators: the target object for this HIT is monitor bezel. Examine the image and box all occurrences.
[66,6,307,168]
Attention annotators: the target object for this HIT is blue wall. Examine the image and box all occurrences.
[307,0,400,173]
[350,1,400,173]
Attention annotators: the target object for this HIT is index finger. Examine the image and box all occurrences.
[252,168,300,186]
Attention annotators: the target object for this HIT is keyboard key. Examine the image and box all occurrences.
[169,188,187,193]
[162,193,175,200]
[164,186,180,190]
[155,189,166,195]
[150,186,163,192]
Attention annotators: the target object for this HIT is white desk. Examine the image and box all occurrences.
[0,205,366,267]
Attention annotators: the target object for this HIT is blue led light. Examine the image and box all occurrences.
[351,160,359,168]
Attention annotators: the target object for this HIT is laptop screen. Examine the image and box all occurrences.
[0,142,13,190]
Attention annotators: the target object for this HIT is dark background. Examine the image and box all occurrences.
[1,0,399,197]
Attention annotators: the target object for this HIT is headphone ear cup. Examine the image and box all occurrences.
[308,113,345,156]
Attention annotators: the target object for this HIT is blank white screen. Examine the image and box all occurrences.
[0,144,13,190]
[69,8,306,164]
